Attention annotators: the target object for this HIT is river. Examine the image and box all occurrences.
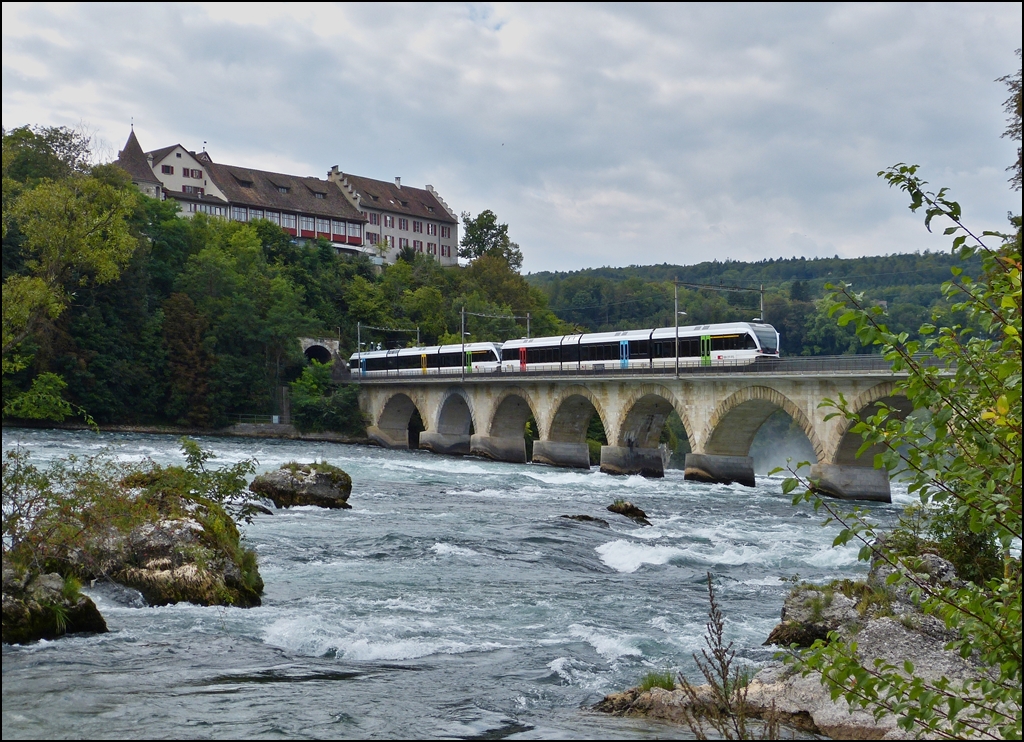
[1,427,909,739]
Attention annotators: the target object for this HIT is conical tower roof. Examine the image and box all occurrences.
[116,129,161,185]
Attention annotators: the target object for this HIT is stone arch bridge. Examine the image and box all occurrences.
[354,360,920,502]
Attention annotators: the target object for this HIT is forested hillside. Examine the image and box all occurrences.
[527,251,978,356]
[3,125,974,428]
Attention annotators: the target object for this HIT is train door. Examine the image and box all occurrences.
[360,357,367,376]
[421,353,427,375]
[466,349,473,374]
[700,335,712,366]
[519,347,527,372]
[619,340,629,369]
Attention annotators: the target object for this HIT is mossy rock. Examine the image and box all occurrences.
[250,462,352,509]
[2,569,107,644]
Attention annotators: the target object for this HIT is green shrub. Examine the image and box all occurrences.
[638,670,676,692]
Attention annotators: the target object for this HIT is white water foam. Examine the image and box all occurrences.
[567,624,642,659]
[431,542,479,557]
[595,539,687,573]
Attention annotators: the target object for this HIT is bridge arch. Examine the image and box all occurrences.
[613,384,694,449]
[546,385,611,443]
[829,381,913,466]
[435,388,475,436]
[702,385,824,463]
[372,391,426,449]
[486,387,538,439]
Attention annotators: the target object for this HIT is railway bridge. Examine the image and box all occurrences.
[351,357,924,502]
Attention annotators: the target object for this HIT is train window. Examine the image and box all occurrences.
[439,352,461,367]
[562,344,579,363]
[398,354,421,369]
[502,347,518,362]
[629,339,649,360]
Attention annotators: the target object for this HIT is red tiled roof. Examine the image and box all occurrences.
[340,173,456,223]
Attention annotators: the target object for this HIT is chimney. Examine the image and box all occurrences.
[395,177,401,189]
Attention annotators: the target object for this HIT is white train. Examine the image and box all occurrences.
[349,322,779,377]
[499,322,779,372]
[351,342,502,377]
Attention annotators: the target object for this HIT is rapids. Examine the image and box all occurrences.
[2,428,909,739]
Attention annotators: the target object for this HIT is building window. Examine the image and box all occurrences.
[441,226,451,238]
[314,192,325,199]
[427,223,438,236]
[161,165,174,174]
[183,168,203,179]
[176,153,182,158]
[398,238,409,248]
[427,242,437,254]
[367,232,379,244]
[413,240,423,251]
[398,218,409,231]
[300,215,315,232]
[250,208,264,220]
[232,205,248,221]
[282,212,297,229]
[413,220,423,233]
[266,211,281,225]
[182,185,204,195]
[367,212,380,225]
[332,220,345,235]
[383,215,394,228]
[316,217,330,233]
[386,235,395,247]
[277,186,289,194]
[348,222,361,238]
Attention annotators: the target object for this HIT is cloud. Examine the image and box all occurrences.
[2,2,1019,272]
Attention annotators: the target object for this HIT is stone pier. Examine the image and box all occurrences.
[532,441,591,469]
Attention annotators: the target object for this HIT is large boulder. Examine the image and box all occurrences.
[249,462,352,509]
[2,565,107,644]
[61,498,263,608]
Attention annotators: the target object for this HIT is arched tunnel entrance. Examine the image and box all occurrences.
[304,344,333,365]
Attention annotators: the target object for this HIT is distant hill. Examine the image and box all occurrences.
[526,251,979,356]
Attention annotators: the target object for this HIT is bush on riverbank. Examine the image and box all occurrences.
[2,438,264,615]
[289,362,366,437]
[782,160,1022,737]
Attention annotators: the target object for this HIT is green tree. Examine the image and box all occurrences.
[459,209,524,272]
[785,166,1022,738]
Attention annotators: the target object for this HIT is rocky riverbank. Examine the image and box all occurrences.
[594,553,988,739]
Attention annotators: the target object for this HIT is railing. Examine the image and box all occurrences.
[345,354,950,383]
[227,413,283,425]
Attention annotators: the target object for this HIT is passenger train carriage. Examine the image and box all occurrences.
[500,322,779,372]
[349,322,778,377]
[351,342,502,377]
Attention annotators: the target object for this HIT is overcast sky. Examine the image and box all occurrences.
[2,2,1020,273]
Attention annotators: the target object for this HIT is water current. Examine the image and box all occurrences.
[2,428,912,739]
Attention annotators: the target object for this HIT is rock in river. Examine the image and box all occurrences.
[2,565,107,645]
[250,461,352,509]
[607,500,651,526]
